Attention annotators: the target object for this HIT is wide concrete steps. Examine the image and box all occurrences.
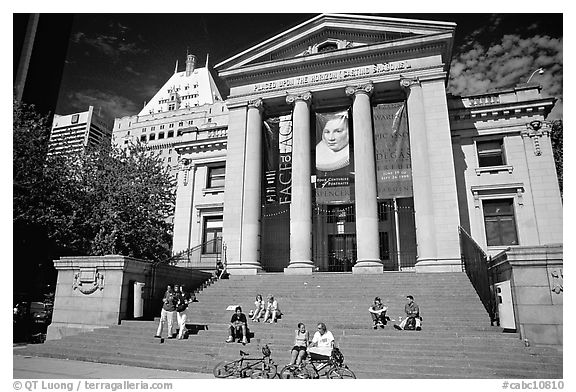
[15,272,562,378]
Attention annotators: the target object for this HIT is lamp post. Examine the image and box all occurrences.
[527,68,544,83]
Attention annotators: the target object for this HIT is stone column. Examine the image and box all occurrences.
[401,77,438,264]
[346,83,383,274]
[234,98,264,274]
[284,92,314,275]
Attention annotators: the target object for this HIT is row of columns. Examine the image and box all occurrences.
[236,79,432,274]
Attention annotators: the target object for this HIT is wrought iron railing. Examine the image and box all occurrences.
[158,238,224,268]
[459,226,497,324]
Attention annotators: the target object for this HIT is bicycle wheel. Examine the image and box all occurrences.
[213,360,240,378]
[327,366,356,379]
[250,362,278,379]
[279,364,312,379]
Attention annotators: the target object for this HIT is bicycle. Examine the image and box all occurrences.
[213,344,278,379]
[279,347,356,379]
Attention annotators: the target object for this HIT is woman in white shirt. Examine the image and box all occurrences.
[308,322,334,361]
[250,294,264,322]
[263,294,281,323]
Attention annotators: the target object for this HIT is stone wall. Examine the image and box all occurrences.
[46,255,211,341]
[489,245,563,346]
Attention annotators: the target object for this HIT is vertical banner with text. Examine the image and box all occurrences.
[372,102,413,198]
[315,110,352,204]
[263,115,293,204]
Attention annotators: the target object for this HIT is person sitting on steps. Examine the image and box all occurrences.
[289,322,309,366]
[307,322,334,364]
[226,306,248,344]
[263,294,281,323]
[394,295,422,331]
[250,294,265,322]
[368,296,389,329]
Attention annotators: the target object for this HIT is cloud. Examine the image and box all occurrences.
[66,89,140,120]
[449,34,563,119]
[72,25,148,63]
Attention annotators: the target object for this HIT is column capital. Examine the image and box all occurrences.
[247,98,264,112]
[286,91,312,106]
[400,77,420,89]
[345,82,374,97]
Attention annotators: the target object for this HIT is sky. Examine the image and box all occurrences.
[53,13,563,121]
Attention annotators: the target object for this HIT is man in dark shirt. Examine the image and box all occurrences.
[368,296,389,329]
[394,295,422,331]
[226,306,248,344]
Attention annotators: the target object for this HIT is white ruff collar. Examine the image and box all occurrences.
[316,142,349,171]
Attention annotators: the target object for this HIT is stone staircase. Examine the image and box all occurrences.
[15,272,562,378]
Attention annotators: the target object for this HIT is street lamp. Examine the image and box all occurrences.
[527,68,545,83]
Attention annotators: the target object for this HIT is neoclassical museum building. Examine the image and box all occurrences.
[114,14,562,276]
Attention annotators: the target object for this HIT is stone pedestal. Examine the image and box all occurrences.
[46,255,212,340]
[489,245,563,346]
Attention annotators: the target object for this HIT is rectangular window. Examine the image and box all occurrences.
[169,123,174,128]
[477,139,505,167]
[158,132,164,139]
[149,133,155,141]
[483,199,518,246]
[71,114,79,124]
[140,135,146,142]
[202,216,223,254]
[207,165,225,188]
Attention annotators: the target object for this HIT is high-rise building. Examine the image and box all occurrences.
[48,106,113,156]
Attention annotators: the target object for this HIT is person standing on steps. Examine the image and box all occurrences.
[289,322,310,366]
[308,322,334,361]
[154,284,177,339]
[263,294,281,323]
[394,295,422,331]
[368,296,389,329]
[175,285,192,339]
[226,306,248,344]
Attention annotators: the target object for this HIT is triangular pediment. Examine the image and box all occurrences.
[215,14,455,72]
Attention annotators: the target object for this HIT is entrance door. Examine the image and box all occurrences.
[313,204,356,271]
[328,234,356,272]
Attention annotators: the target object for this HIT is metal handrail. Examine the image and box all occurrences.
[459,226,497,324]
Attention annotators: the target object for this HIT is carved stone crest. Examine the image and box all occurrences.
[73,268,105,295]
[550,268,563,295]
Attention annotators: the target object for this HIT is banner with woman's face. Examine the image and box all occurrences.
[315,110,352,204]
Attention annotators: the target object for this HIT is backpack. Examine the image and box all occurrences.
[404,317,416,330]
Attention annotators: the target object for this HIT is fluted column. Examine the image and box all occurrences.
[346,83,383,274]
[284,92,314,275]
[401,77,438,263]
[235,98,264,274]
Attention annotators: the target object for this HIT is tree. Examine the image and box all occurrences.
[13,101,176,298]
[550,120,563,197]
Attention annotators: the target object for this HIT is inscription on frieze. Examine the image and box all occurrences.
[254,61,411,93]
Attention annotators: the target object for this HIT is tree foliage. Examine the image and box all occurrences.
[13,100,176,276]
[550,120,563,196]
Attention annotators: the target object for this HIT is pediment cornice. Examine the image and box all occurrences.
[216,13,455,81]
[219,32,452,87]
